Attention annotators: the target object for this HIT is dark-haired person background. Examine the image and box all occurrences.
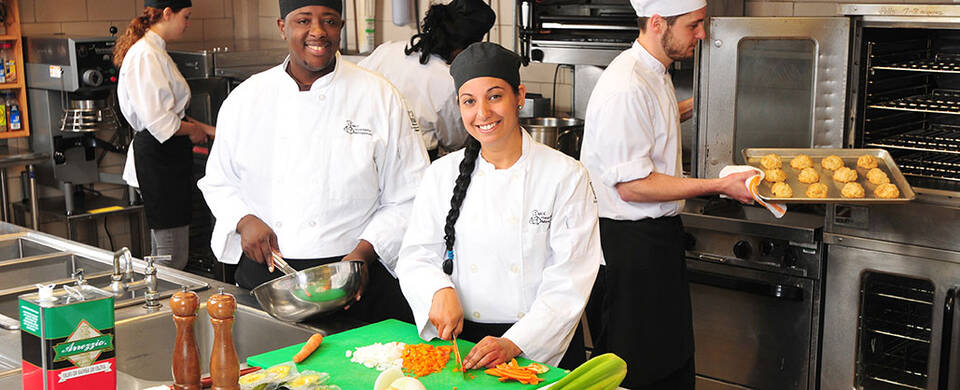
[396,42,601,370]
[115,0,216,270]
[199,0,429,324]
[357,0,495,159]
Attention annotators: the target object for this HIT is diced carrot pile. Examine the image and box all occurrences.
[401,344,453,377]
[484,359,544,385]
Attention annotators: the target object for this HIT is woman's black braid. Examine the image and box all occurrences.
[441,137,481,274]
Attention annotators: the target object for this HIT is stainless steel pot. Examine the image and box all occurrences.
[251,258,365,322]
[519,117,584,158]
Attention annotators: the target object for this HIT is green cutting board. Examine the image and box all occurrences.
[247,319,568,389]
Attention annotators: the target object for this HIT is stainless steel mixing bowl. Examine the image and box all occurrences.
[251,260,365,322]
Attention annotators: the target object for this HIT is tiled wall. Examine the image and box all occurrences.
[21,0,236,40]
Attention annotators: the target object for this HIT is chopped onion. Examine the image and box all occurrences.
[347,342,406,372]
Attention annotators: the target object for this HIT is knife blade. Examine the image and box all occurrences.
[452,335,466,379]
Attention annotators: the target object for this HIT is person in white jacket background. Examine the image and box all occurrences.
[198,0,429,324]
[396,42,602,370]
[357,0,496,159]
[114,0,216,270]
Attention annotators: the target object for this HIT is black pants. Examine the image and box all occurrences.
[592,216,694,389]
[460,320,586,371]
[236,254,414,324]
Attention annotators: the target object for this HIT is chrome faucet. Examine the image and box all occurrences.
[109,247,133,294]
[142,256,161,309]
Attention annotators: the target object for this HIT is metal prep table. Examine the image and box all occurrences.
[0,147,47,230]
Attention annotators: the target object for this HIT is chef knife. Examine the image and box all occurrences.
[452,335,467,379]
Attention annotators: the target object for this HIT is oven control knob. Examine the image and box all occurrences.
[760,240,776,256]
[733,240,752,259]
[683,233,696,251]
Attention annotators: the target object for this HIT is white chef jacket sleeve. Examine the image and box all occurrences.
[502,163,602,365]
[396,165,456,342]
[436,96,467,152]
[358,92,430,272]
[197,93,257,264]
[587,90,659,187]
[122,49,183,142]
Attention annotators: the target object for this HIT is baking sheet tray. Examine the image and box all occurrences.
[742,148,916,204]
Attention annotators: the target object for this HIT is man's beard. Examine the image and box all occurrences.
[661,28,693,61]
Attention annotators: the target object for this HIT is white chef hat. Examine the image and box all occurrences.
[630,0,706,17]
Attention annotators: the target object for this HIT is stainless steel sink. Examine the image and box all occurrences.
[0,236,61,261]
[115,304,318,382]
[0,253,113,291]
[0,274,185,322]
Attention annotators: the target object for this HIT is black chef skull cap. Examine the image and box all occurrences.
[450,42,521,92]
[280,0,343,19]
[145,0,192,9]
[445,0,496,42]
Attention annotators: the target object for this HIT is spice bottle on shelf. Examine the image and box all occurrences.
[0,93,9,132]
[2,42,16,84]
[1,42,15,84]
[7,92,20,131]
[0,42,10,84]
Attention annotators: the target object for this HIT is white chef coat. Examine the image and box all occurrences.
[580,40,684,221]
[117,30,191,188]
[357,41,466,153]
[396,130,602,366]
[198,52,430,270]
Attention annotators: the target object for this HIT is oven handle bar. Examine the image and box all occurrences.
[687,269,803,301]
[938,287,956,390]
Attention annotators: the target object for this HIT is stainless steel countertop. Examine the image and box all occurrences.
[0,146,48,169]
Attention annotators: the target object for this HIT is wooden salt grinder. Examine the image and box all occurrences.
[170,290,201,390]
[208,289,240,390]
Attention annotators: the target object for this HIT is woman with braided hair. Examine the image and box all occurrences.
[396,42,602,370]
[358,0,495,159]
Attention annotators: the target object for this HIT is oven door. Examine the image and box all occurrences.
[697,17,850,179]
[688,258,816,390]
[822,237,960,390]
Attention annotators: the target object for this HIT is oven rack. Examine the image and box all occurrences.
[866,124,960,155]
[897,152,960,182]
[873,53,960,74]
[869,89,960,115]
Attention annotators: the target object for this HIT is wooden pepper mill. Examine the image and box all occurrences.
[208,289,240,390]
[170,289,202,390]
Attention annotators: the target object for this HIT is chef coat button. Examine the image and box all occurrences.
[517,312,525,319]
[469,264,478,273]
[510,264,519,274]
[509,216,519,225]
[308,221,316,227]
[472,312,481,319]
[317,94,325,101]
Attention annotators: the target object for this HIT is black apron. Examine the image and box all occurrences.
[133,130,193,229]
[235,253,414,324]
[460,320,586,371]
[593,216,694,389]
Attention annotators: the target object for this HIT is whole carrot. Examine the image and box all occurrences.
[292,333,324,363]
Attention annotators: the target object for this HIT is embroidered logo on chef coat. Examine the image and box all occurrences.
[528,210,552,226]
[343,120,372,135]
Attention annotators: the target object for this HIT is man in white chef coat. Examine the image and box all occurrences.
[199,0,430,323]
[580,0,753,388]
